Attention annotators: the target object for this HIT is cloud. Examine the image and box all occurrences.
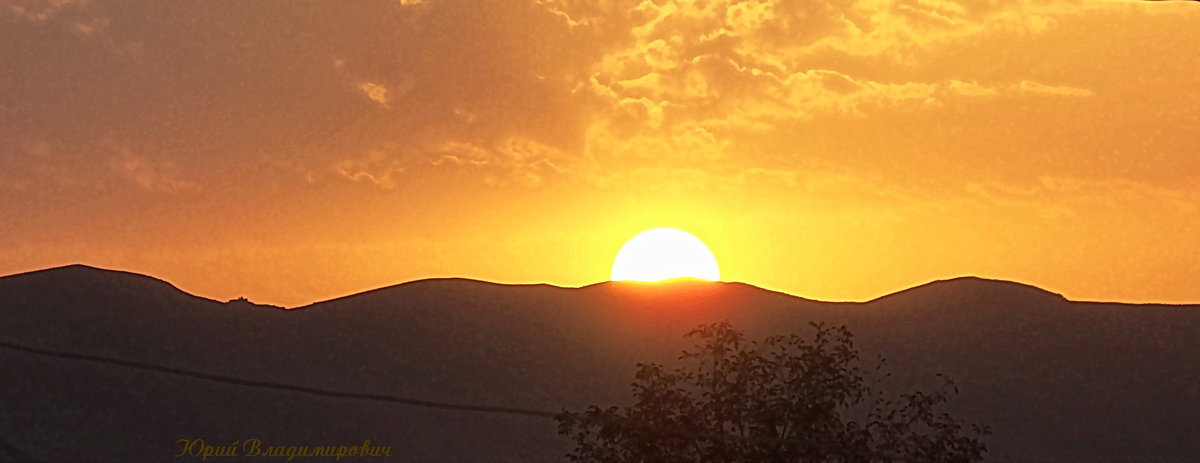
[534,0,1098,185]
[113,153,196,193]
[1016,80,1095,98]
[0,137,197,193]
[335,150,406,189]
[966,176,1198,219]
[0,0,1092,192]
[0,0,1188,199]
[428,138,572,188]
[2,0,114,41]
[99,138,197,193]
[947,79,998,97]
[358,82,391,107]
[1,0,87,22]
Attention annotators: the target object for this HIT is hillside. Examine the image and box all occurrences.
[1,265,1198,461]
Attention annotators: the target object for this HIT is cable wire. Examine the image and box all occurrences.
[0,435,43,463]
[0,339,560,419]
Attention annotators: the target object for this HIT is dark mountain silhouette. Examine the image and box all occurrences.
[1,265,1198,462]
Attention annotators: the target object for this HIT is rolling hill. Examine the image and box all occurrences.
[1,265,1198,462]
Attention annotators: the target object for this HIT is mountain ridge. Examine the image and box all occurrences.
[1,263,1172,309]
[867,275,1069,305]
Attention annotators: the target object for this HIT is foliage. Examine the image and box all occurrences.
[557,322,989,462]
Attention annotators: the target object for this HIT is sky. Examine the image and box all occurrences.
[1,0,1197,307]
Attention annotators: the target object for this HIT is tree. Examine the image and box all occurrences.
[557,322,989,462]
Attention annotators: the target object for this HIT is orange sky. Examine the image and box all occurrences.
[2,0,1197,307]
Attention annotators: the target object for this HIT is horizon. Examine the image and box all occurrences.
[11,262,1191,309]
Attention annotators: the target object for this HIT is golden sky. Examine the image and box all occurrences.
[2,0,1197,307]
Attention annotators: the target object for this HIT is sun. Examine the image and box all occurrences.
[611,228,721,282]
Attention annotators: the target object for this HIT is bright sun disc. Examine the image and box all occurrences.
[611,228,720,282]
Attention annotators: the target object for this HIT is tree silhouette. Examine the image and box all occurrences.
[557,322,989,462]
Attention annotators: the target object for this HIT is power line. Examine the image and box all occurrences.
[0,339,560,420]
[1,339,980,462]
[0,435,43,463]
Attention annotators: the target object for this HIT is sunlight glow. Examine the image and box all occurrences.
[611,228,721,282]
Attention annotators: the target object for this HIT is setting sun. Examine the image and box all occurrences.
[611,228,720,282]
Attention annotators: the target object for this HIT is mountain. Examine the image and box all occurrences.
[2,265,1199,462]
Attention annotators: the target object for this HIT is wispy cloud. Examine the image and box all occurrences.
[113,153,197,193]
[1016,80,1095,98]
[335,150,406,189]
[358,82,391,107]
